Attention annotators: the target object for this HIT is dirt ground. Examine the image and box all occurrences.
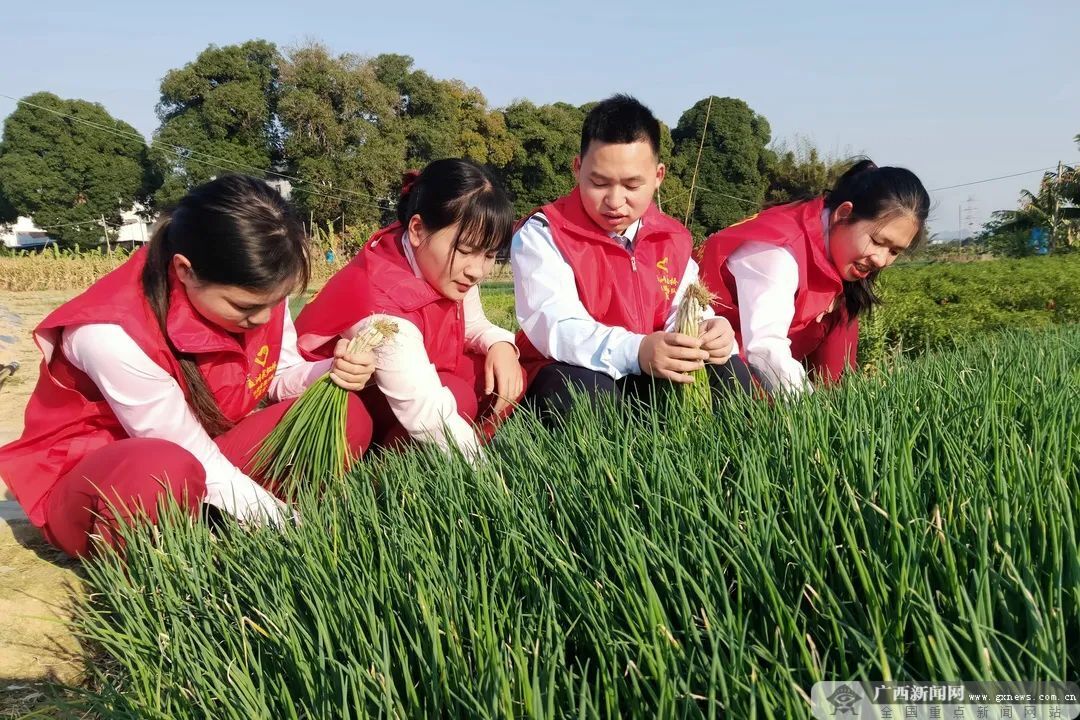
[0,290,77,454]
[0,291,84,716]
[0,522,83,695]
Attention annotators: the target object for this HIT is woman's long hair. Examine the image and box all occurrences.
[141,175,309,435]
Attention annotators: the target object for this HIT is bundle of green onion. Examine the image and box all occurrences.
[674,281,716,410]
[253,318,398,495]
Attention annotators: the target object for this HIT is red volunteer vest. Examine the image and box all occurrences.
[698,197,857,383]
[515,188,692,376]
[0,248,285,526]
[294,223,465,373]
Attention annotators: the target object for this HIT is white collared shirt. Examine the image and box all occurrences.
[725,208,838,395]
[339,231,516,461]
[511,212,733,380]
[62,307,332,518]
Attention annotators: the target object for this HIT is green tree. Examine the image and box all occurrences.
[975,219,1036,258]
[278,44,407,227]
[372,54,515,169]
[0,92,153,246]
[0,185,17,225]
[987,169,1080,253]
[671,97,772,236]
[655,120,694,230]
[151,40,281,206]
[498,100,584,214]
[765,135,851,204]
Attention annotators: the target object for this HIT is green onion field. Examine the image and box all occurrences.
[72,323,1079,718]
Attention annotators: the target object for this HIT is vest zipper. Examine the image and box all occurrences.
[629,247,647,332]
[620,233,647,332]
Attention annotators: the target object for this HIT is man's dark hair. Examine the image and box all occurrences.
[580,94,661,158]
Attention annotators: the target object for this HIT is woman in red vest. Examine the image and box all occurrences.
[0,176,375,557]
[699,159,929,394]
[295,159,523,461]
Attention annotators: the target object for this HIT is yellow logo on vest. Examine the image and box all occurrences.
[656,257,679,301]
[247,345,277,399]
[727,212,760,229]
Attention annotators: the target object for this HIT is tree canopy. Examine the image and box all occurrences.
[671,97,772,236]
[3,40,896,247]
[0,92,153,246]
[150,40,282,206]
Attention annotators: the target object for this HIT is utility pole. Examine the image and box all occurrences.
[684,96,714,228]
[963,197,978,242]
[1051,160,1063,254]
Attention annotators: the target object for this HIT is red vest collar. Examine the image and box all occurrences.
[802,197,842,285]
[165,268,247,356]
[367,222,449,312]
[544,187,663,246]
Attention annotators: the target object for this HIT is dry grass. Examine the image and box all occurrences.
[0,251,129,292]
[0,247,344,293]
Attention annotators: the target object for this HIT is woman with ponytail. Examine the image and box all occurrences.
[698,159,930,394]
[295,158,524,461]
[0,175,375,557]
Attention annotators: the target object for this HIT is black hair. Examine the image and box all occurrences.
[143,174,309,435]
[396,158,514,256]
[825,158,930,318]
[580,94,661,158]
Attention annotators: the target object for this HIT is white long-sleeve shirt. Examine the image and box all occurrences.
[726,209,839,395]
[511,213,735,380]
[62,307,330,523]
[340,232,516,461]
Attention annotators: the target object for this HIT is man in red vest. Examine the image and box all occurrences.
[512,94,752,417]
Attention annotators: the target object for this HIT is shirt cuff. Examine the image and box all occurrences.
[269,358,333,400]
[608,332,644,377]
[476,327,518,355]
[746,344,811,395]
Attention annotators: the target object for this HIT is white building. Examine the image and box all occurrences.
[0,216,56,249]
[267,177,293,200]
[113,205,156,245]
[1,205,157,250]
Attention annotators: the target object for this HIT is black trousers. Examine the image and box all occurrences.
[524,355,753,420]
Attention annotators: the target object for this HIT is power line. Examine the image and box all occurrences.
[3,93,1076,216]
[0,94,394,213]
[1,216,124,231]
[659,162,1080,213]
[34,217,122,231]
[660,184,759,209]
[686,186,760,206]
[928,163,1078,192]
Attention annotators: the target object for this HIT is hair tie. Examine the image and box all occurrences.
[400,170,421,196]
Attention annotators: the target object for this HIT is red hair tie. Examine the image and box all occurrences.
[400,169,421,196]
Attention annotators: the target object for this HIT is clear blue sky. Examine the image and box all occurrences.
[2,0,1078,236]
